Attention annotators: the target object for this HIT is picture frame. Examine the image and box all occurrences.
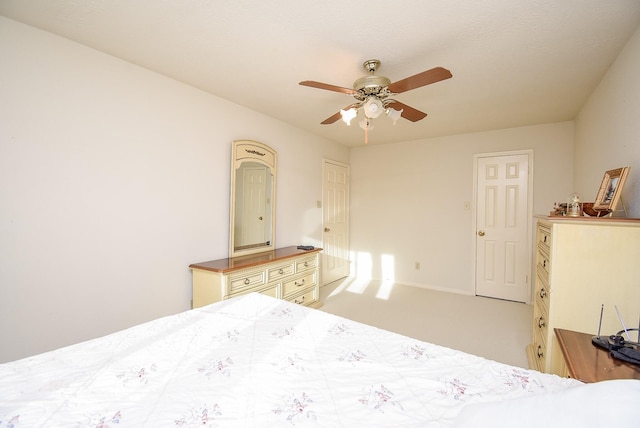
[593,167,630,211]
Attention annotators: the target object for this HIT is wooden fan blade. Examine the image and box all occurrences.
[386,100,427,122]
[387,67,452,94]
[299,80,357,95]
[321,111,343,124]
[320,103,360,125]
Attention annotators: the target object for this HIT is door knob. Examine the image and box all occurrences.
[478,230,485,236]
[324,227,331,232]
[258,216,263,220]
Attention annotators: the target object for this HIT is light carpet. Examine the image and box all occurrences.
[319,277,532,368]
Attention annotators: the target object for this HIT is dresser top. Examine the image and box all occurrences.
[536,214,640,224]
[189,246,322,273]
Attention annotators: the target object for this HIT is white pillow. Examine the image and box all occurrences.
[454,379,640,428]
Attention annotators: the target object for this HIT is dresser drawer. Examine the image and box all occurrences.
[537,249,551,278]
[533,302,549,347]
[535,280,550,314]
[283,271,316,297]
[295,255,318,272]
[537,224,551,255]
[535,267,550,315]
[229,283,279,299]
[527,331,547,372]
[267,262,295,283]
[536,263,550,290]
[286,287,318,306]
[228,269,266,293]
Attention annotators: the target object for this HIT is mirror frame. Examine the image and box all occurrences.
[229,140,277,258]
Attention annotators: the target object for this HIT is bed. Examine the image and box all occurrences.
[1,292,638,427]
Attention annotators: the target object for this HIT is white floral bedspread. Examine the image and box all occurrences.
[0,293,580,427]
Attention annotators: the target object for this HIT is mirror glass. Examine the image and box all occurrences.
[229,140,277,258]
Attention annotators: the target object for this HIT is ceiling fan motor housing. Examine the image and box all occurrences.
[353,75,391,96]
[353,59,391,98]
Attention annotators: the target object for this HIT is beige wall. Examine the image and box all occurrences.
[0,17,349,363]
[349,123,574,294]
[574,25,640,217]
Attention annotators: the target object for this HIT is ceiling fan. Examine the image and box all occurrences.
[299,59,452,142]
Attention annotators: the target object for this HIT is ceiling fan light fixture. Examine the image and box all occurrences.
[359,118,374,131]
[363,97,384,119]
[386,107,403,125]
[340,107,358,125]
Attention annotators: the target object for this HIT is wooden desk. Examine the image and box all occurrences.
[555,328,640,383]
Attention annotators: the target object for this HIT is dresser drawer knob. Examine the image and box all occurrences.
[537,317,545,329]
[295,279,305,287]
[294,296,305,304]
[279,268,284,274]
[537,345,544,358]
[542,260,547,268]
[539,289,547,299]
[244,278,250,285]
[304,262,309,267]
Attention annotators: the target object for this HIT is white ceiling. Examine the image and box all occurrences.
[2,1,640,147]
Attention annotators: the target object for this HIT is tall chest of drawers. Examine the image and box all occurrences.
[189,246,322,309]
[526,216,640,376]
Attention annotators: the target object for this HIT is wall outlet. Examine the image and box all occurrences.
[415,261,421,270]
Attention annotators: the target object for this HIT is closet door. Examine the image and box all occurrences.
[322,159,350,285]
[474,151,531,303]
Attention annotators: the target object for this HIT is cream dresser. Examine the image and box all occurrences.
[527,216,640,376]
[189,246,322,309]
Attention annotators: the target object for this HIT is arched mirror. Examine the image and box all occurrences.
[229,140,277,258]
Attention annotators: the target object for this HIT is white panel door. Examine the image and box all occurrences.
[239,166,267,247]
[475,152,531,302]
[322,160,350,285]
